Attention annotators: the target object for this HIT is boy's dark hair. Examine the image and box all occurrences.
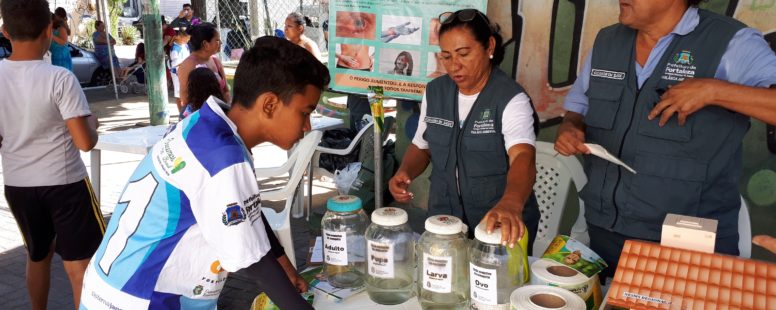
[687,0,705,6]
[188,67,224,111]
[183,3,191,9]
[95,20,103,28]
[233,36,329,108]
[0,0,52,41]
[54,7,67,19]
[188,22,217,51]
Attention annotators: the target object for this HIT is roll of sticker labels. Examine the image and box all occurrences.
[510,285,586,310]
[534,235,608,310]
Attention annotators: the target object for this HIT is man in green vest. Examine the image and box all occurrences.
[554,0,776,280]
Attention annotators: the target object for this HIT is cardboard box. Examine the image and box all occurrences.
[661,213,717,254]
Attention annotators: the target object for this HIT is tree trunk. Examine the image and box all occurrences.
[191,0,207,22]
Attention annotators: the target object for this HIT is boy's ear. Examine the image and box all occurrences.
[257,92,281,118]
[1,26,8,40]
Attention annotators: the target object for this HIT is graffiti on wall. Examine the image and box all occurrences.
[487,0,776,121]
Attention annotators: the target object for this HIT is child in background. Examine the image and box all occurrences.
[0,0,103,308]
[182,66,224,117]
[170,28,190,115]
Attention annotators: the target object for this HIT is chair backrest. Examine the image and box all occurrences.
[532,141,588,255]
[739,196,752,258]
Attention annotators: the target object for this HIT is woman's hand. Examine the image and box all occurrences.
[335,53,360,68]
[481,198,525,248]
[277,255,308,292]
[388,171,414,202]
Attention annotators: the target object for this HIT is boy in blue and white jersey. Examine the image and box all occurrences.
[80,36,327,309]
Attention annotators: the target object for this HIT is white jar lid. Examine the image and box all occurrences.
[371,207,408,226]
[474,222,503,245]
[425,215,463,235]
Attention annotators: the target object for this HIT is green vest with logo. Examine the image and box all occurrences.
[582,9,747,240]
[423,68,538,226]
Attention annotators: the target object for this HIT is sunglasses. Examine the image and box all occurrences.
[439,9,488,25]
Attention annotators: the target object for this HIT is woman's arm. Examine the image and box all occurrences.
[388,144,430,202]
[52,26,68,45]
[214,58,231,102]
[481,144,536,247]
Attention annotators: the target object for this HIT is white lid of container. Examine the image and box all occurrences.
[474,222,503,245]
[425,215,463,235]
[371,207,408,226]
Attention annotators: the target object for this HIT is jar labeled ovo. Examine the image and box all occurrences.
[469,223,526,309]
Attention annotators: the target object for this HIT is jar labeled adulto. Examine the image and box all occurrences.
[322,195,369,288]
[469,223,526,310]
[417,215,469,309]
[364,207,415,305]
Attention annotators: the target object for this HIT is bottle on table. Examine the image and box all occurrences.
[469,223,526,309]
[417,215,469,309]
[364,207,415,305]
[322,195,369,288]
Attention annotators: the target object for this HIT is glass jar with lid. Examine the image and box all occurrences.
[468,223,526,309]
[417,215,469,309]
[322,195,369,288]
[364,207,415,305]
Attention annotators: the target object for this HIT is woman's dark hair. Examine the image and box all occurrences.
[54,7,67,20]
[188,22,218,51]
[233,36,329,108]
[95,20,104,28]
[187,67,224,111]
[134,42,146,61]
[687,0,704,6]
[287,12,312,27]
[393,51,414,76]
[0,0,51,41]
[438,9,505,66]
[52,13,65,30]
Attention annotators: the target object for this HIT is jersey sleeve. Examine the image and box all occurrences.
[189,162,272,272]
[502,92,536,151]
[54,70,91,120]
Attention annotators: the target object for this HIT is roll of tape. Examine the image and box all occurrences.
[530,259,601,310]
[510,285,586,310]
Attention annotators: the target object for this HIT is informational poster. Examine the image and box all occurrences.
[328,0,488,100]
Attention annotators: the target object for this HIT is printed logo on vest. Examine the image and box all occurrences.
[591,69,626,80]
[425,116,454,128]
[662,50,697,81]
[221,203,246,226]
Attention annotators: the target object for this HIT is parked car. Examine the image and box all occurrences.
[0,33,112,87]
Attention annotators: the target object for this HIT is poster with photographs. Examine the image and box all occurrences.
[328,0,488,100]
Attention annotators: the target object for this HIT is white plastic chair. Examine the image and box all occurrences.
[532,141,589,255]
[254,130,323,268]
[739,196,752,258]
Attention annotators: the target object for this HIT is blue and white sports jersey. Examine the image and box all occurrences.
[81,98,271,309]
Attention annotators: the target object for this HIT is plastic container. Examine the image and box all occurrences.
[322,195,369,288]
[417,215,469,309]
[364,207,415,305]
[469,223,526,309]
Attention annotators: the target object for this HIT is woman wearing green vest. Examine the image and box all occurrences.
[388,9,540,250]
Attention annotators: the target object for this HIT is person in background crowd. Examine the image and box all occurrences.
[284,12,321,60]
[92,20,120,76]
[554,0,776,281]
[170,28,191,114]
[0,0,103,308]
[49,13,72,71]
[182,67,224,117]
[79,36,324,310]
[54,7,70,35]
[171,3,201,30]
[389,9,541,250]
[177,23,230,113]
